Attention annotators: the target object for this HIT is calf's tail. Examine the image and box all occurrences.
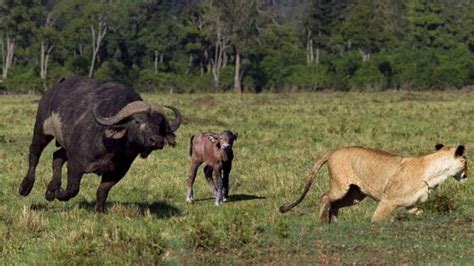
[189,135,195,157]
[279,151,332,213]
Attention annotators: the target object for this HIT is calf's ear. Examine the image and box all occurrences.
[435,144,444,150]
[208,135,218,143]
[455,145,465,157]
[105,127,127,139]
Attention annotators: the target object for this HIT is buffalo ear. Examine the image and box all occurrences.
[435,144,444,150]
[233,132,238,140]
[208,135,218,143]
[455,145,465,157]
[105,127,127,139]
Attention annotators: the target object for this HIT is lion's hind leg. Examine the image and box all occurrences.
[320,185,366,224]
[330,185,366,223]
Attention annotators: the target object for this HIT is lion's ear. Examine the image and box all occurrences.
[435,144,444,150]
[455,145,465,157]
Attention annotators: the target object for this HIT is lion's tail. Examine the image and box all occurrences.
[279,151,332,213]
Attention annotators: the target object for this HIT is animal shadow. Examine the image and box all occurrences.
[194,194,266,203]
[31,201,181,219]
[227,194,266,202]
[77,200,182,218]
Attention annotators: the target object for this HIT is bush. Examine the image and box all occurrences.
[284,64,330,91]
[327,51,361,90]
[94,60,126,81]
[349,60,385,91]
[65,57,89,76]
[3,66,42,93]
[136,69,186,92]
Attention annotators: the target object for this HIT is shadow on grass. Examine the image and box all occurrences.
[193,193,266,203]
[78,200,181,218]
[31,200,181,219]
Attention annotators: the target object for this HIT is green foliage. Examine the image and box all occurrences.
[1,0,474,92]
[2,66,42,93]
[94,60,126,81]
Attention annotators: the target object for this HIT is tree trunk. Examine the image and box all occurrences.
[211,34,223,90]
[306,29,312,65]
[2,37,16,79]
[233,49,242,93]
[89,20,107,78]
[316,48,320,65]
[154,51,159,74]
[188,54,193,67]
[309,38,314,64]
[40,41,55,92]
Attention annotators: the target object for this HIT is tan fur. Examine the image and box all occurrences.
[43,112,64,145]
[280,146,468,223]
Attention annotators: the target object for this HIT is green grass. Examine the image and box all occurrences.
[0,91,473,264]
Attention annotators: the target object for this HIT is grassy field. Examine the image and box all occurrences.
[0,91,473,264]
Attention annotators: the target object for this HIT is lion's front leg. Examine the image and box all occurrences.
[372,200,397,222]
[406,206,423,215]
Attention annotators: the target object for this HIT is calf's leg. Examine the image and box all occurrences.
[222,161,232,201]
[186,161,201,203]
[203,165,217,195]
[213,167,224,206]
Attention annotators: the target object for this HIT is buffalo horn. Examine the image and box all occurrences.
[164,105,182,132]
[94,101,151,126]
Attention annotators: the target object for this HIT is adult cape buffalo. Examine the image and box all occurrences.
[19,77,182,212]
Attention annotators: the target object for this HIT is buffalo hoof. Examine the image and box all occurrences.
[45,189,56,201]
[19,178,34,196]
[55,188,72,201]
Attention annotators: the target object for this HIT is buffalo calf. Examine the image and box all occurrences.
[186,130,238,206]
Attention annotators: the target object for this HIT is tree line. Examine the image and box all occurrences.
[1,0,474,93]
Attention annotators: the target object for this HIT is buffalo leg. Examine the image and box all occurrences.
[222,162,232,201]
[19,129,53,196]
[55,162,83,201]
[203,165,217,196]
[186,162,201,203]
[45,148,67,201]
[95,173,125,212]
[213,168,224,206]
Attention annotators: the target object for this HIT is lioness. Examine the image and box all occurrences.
[279,144,468,222]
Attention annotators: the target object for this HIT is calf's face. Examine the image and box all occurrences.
[208,131,238,151]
